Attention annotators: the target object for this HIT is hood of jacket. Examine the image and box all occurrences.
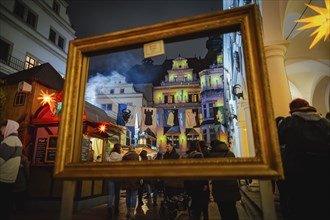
[109,152,123,161]
[3,120,19,139]
[292,111,322,121]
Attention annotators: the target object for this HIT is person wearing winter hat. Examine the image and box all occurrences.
[0,119,23,220]
[277,98,330,220]
[289,98,317,114]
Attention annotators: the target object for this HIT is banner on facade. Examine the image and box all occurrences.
[163,109,179,127]
[117,104,127,126]
[185,109,199,128]
[213,106,225,125]
[141,107,157,134]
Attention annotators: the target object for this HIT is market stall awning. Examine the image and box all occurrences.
[185,128,199,136]
[164,126,180,135]
[84,101,116,124]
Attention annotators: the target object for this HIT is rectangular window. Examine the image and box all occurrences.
[49,28,66,50]
[25,54,40,69]
[57,36,64,49]
[26,10,37,28]
[209,103,214,118]
[14,1,25,19]
[164,95,168,104]
[120,88,124,94]
[110,89,114,94]
[14,92,26,106]
[210,128,216,141]
[101,104,112,111]
[49,29,56,43]
[188,94,192,103]
[0,38,11,62]
[168,95,174,104]
[192,94,198,102]
[203,104,207,118]
[13,1,38,28]
[53,1,60,14]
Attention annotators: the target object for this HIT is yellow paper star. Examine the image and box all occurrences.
[295,0,330,49]
[37,89,56,107]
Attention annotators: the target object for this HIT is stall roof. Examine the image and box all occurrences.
[185,128,199,136]
[165,126,180,135]
[1,63,64,91]
[85,101,116,124]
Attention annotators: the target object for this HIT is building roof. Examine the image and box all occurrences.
[1,63,64,91]
[85,101,116,124]
[144,127,156,138]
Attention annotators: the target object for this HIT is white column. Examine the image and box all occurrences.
[240,100,255,157]
[264,42,292,117]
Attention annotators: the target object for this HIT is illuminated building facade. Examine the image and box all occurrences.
[153,56,202,153]
[94,72,148,145]
[199,58,226,144]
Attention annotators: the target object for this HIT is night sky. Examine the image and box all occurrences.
[66,0,222,80]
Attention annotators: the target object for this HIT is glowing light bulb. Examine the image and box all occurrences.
[98,124,107,133]
[37,90,56,107]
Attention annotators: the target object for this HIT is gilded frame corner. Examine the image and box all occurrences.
[54,4,283,180]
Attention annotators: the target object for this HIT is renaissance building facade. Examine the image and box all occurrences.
[152,56,202,153]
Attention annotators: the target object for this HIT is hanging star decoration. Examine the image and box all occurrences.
[295,0,330,49]
[37,90,56,108]
[98,124,107,133]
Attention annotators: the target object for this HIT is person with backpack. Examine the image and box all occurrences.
[277,98,330,220]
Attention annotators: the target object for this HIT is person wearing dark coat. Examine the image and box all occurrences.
[122,145,140,219]
[138,150,151,206]
[163,143,180,159]
[277,98,330,220]
[151,150,163,206]
[208,139,241,220]
[184,141,210,220]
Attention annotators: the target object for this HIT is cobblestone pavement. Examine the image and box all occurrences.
[11,192,250,220]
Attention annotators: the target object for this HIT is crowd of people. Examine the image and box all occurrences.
[105,98,330,220]
[105,140,241,220]
[1,97,329,220]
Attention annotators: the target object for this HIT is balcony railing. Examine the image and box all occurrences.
[0,55,26,71]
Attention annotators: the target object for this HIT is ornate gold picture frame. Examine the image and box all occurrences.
[54,4,283,179]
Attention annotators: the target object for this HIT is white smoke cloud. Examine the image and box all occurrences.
[85,71,119,107]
